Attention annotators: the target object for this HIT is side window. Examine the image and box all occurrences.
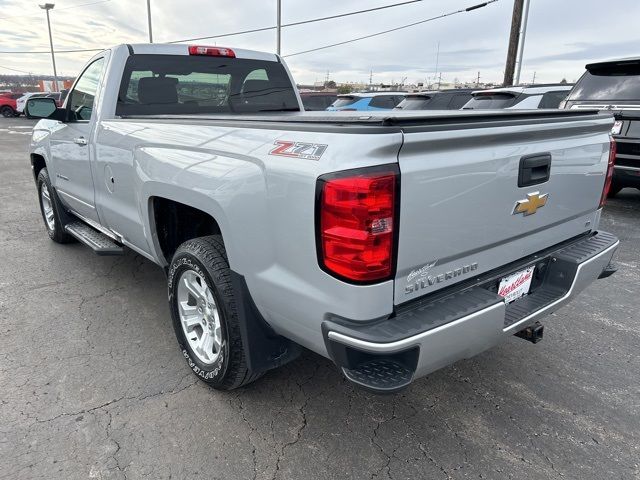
[244,69,269,81]
[370,95,400,109]
[68,57,105,121]
[428,95,451,109]
[539,91,568,109]
[449,94,472,109]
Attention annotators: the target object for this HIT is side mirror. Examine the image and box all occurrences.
[25,97,58,119]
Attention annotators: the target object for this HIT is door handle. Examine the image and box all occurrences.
[73,137,87,146]
[518,153,551,187]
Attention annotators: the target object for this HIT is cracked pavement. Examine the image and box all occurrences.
[1,117,639,479]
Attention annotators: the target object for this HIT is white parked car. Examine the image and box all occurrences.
[462,84,573,110]
[16,92,42,114]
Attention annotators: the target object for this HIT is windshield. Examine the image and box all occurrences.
[462,93,517,109]
[568,64,640,101]
[395,97,431,110]
[116,54,299,115]
[330,96,359,108]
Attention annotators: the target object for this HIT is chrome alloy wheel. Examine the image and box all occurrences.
[40,183,55,231]
[177,269,223,365]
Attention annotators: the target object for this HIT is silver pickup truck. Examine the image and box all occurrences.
[27,44,619,393]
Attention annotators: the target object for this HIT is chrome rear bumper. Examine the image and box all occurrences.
[323,231,619,392]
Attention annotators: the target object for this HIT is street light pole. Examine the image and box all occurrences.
[146,0,153,43]
[514,0,530,85]
[39,3,59,92]
[276,0,281,55]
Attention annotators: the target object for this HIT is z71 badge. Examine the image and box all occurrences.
[269,140,328,160]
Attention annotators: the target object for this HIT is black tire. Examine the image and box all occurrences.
[168,235,262,390]
[37,168,74,243]
[1,106,15,118]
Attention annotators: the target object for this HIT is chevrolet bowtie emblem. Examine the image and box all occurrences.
[513,192,548,216]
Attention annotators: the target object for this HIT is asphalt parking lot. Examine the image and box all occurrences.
[1,116,639,480]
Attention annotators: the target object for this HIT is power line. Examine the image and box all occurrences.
[284,1,498,57]
[0,0,437,54]
[169,0,430,44]
[0,64,33,74]
[0,0,112,22]
[0,0,496,58]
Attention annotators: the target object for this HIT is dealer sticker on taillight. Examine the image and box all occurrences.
[611,120,623,135]
[498,265,535,303]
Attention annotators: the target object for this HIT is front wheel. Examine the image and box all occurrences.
[168,235,262,390]
[37,168,74,243]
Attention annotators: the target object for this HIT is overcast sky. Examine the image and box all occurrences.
[1,0,640,85]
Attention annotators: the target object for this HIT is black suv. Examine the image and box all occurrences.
[394,88,474,110]
[563,58,640,195]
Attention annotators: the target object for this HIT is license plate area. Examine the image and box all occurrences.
[498,265,536,303]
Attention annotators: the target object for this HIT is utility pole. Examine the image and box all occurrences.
[476,71,481,87]
[434,41,440,87]
[514,0,531,85]
[146,0,153,42]
[531,71,536,84]
[276,0,282,55]
[503,0,524,86]
[39,3,58,92]
[369,69,373,87]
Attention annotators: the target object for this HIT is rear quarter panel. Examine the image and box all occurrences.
[95,119,403,355]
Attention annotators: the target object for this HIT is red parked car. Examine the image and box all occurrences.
[0,92,23,117]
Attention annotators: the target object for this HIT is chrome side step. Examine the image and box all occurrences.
[65,221,124,256]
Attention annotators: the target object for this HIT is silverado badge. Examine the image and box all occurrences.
[513,192,548,216]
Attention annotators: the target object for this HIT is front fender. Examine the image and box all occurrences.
[29,119,59,183]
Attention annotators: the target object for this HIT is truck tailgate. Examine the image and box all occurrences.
[395,112,613,305]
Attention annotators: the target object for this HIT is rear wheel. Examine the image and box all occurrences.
[168,235,262,390]
[1,106,15,117]
[37,168,74,243]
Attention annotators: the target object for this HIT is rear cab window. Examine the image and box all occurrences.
[539,90,568,109]
[369,95,403,109]
[116,54,299,115]
[302,95,336,110]
[448,93,473,109]
[330,96,358,108]
[568,62,640,101]
[463,93,518,109]
[395,96,432,110]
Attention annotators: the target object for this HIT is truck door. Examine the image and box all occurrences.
[50,57,106,222]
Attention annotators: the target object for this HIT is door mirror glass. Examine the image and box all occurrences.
[25,97,57,118]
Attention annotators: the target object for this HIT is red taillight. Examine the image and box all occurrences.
[600,137,616,207]
[317,166,399,283]
[188,45,236,57]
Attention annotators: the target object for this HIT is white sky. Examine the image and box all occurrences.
[1,0,639,85]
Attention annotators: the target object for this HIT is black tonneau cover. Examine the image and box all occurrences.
[118,109,603,129]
